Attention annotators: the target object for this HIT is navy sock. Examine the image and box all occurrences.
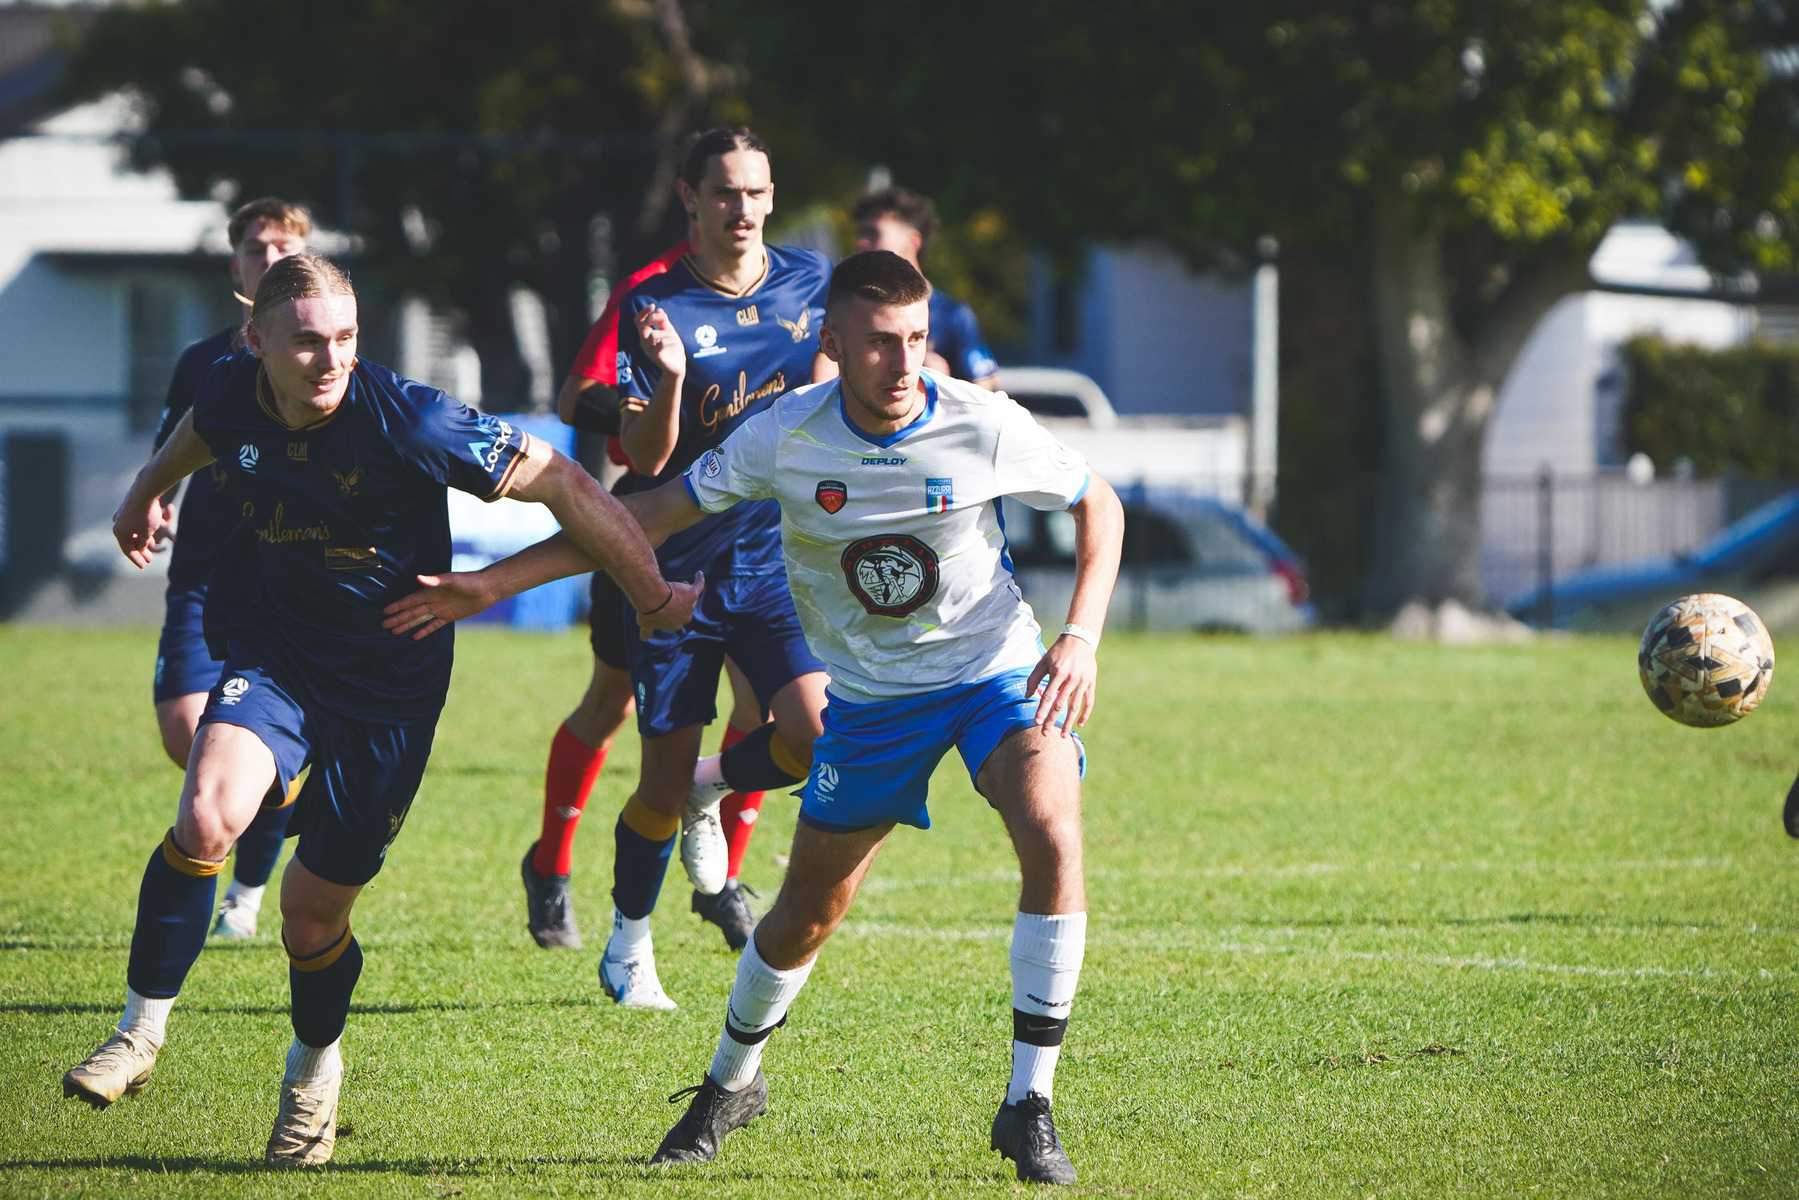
[720,722,806,792]
[288,928,363,1048]
[232,802,292,888]
[610,815,675,921]
[125,830,222,1000]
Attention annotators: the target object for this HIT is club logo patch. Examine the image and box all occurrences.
[815,480,847,514]
[219,676,250,706]
[841,533,939,617]
[700,450,722,478]
[238,444,259,472]
[693,324,727,358]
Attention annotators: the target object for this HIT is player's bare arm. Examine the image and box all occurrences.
[113,411,217,568]
[619,305,687,475]
[1028,473,1124,735]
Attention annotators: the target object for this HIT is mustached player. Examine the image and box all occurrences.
[382,249,1125,1183]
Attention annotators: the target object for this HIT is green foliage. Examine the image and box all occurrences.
[1622,335,1799,476]
[3,628,1797,1195]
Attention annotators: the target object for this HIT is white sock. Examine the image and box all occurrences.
[119,987,175,1046]
[691,754,730,803]
[609,909,653,959]
[709,934,814,1092]
[285,1036,341,1084]
[1007,911,1086,1104]
[223,879,265,908]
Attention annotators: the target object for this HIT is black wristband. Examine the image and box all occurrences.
[642,582,675,614]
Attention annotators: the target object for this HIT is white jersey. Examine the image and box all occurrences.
[685,370,1091,700]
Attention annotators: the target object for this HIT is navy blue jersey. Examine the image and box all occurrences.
[156,327,240,588]
[616,245,830,580]
[928,288,999,383]
[189,354,532,722]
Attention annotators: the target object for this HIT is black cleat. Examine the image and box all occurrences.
[1785,768,1799,839]
[691,880,758,951]
[991,1091,1077,1185]
[649,1072,767,1164]
[521,842,582,949]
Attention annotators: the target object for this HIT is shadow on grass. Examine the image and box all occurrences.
[5,996,610,1018]
[0,1154,997,1185]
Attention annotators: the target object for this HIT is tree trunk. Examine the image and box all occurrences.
[1362,186,1586,617]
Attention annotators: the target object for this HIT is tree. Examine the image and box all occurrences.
[61,0,743,410]
[716,0,1799,613]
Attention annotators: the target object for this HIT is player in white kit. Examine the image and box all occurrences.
[381,250,1124,1183]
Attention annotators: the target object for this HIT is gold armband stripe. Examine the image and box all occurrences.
[621,792,680,842]
[162,829,226,878]
[286,926,354,973]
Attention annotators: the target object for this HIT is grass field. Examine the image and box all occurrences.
[1,626,1796,1198]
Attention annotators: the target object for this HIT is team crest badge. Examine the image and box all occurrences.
[815,480,847,513]
[776,308,813,343]
[841,533,940,617]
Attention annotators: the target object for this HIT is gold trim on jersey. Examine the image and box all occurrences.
[483,432,533,502]
[680,249,770,299]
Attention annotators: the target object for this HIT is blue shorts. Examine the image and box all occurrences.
[799,667,1086,833]
[197,643,439,887]
[627,573,823,739]
[153,584,224,704]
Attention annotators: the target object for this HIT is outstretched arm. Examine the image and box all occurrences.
[382,466,710,641]
[1027,473,1123,734]
[113,411,215,568]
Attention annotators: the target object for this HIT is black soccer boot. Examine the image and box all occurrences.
[521,842,582,949]
[1784,767,1799,838]
[650,1072,768,1164]
[691,880,758,951]
[991,1091,1077,1184]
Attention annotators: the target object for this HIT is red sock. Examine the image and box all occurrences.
[535,723,608,877]
[716,723,767,881]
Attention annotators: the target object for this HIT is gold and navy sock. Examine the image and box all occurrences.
[720,724,808,793]
[610,793,678,921]
[125,829,225,1000]
[287,926,363,1049]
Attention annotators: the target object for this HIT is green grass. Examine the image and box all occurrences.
[2,627,1796,1197]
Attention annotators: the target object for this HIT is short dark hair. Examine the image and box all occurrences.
[852,187,938,259]
[825,250,930,326]
[680,127,770,190]
[227,196,311,249]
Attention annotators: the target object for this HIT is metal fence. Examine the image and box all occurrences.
[1480,471,1730,611]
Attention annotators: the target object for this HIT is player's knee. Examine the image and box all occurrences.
[171,808,236,863]
[776,715,823,765]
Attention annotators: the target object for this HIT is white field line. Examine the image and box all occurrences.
[837,923,1791,982]
[859,856,1753,894]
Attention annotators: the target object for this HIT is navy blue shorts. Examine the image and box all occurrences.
[153,584,224,704]
[627,573,823,739]
[799,667,1085,833]
[588,569,628,670]
[197,644,439,887]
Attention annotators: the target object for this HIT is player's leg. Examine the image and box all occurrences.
[602,593,725,1008]
[153,694,208,769]
[266,710,433,1168]
[691,657,769,949]
[654,687,947,1165]
[524,573,637,948]
[651,819,892,1165]
[214,786,295,940]
[969,703,1087,1186]
[64,666,303,1109]
[683,577,828,900]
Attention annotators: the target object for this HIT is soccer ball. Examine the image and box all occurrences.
[1638,593,1774,728]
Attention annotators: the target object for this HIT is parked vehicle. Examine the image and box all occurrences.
[1003,486,1315,635]
[995,367,1247,499]
[1504,489,1799,631]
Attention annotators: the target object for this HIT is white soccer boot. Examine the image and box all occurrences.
[679,772,731,896]
[211,883,263,939]
[265,1053,344,1168]
[599,941,678,1011]
[62,1029,161,1108]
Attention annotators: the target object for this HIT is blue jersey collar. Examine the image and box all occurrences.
[838,374,937,449]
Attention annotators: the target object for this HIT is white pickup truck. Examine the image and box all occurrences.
[994,367,1312,634]
[994,367,1247,499]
